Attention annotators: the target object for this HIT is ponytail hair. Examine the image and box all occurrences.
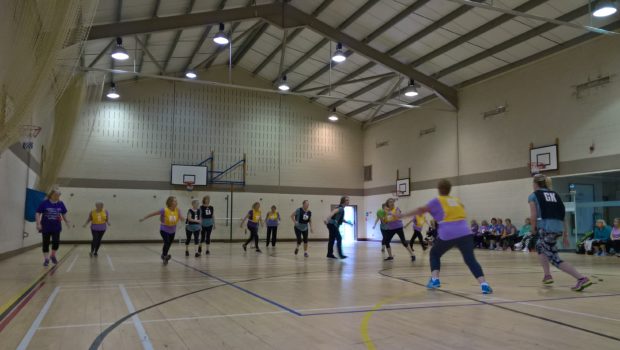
[533,174,552,189]
[339,196,349,206]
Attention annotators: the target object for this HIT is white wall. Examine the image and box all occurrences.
[361,35,620,238]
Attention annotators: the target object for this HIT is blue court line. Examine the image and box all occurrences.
[171,257,302,316]
[301,292,620,317]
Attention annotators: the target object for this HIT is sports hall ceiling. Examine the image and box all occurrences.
[84,0,620,123]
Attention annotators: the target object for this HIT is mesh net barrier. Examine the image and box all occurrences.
[0,0,98,153]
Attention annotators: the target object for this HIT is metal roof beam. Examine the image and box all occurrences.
[136,0,162,74]
[182,0,229,73]
[296,72,396,93]
[327,75,394,109]
[232,22,269,66]
[161,0,197,73]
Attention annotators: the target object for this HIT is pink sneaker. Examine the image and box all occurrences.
[571,277,592,292]
[542,275,554,284]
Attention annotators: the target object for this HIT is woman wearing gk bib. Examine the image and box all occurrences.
[291,200,313,257]
[140,196,185,265]
[83,200,110,257]
[528,174,591,291]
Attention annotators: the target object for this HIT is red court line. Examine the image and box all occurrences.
[0,282,46,333]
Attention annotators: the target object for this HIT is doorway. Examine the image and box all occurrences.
[331,204,357,244]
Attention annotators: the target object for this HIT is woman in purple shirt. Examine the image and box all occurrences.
[36,188,70,267]
[383,198,416,262]
[400,180,492,294]
[83,200,110,257]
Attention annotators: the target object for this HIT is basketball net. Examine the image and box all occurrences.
[184,181,194,192]
[528,162,546,176]
[20,125,42,150]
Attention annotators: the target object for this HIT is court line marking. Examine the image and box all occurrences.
[16,286,60,350]
[66,254,79,273]
[360,293,410,350]
[119,284,153,350]
[106,255,116,272]
[491,297,620,322]
[379,269,620,342]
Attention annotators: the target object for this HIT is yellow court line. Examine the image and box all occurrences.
[0,247,75,316]
[360,292,412,350]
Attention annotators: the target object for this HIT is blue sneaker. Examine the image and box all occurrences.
[426,278,441,289]
[481,283,493,294]
[50,256,58,265]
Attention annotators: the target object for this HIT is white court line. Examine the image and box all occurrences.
[119,284,153,350]
[17,286,61,350]
[106,254,116,271]
[65,254,79,273]
[492,296,620,322]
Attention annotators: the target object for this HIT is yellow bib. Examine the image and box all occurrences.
[91,209,107,225]
[267,212,279,220]
[385,208,400,223]
[438,196,466,222]
[163,207,179,226]
[415,214,426,227]
[251,210,261,223]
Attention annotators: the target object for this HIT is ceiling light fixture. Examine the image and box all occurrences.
[185,70,197,79]
[110,37,129,61]
[332,43,346,63]
[404,80,419,97]
[328,108,339,122]
[213,23,229,45]
[593,0,618,17]
[277,75,290,91]
[106,82,120,99]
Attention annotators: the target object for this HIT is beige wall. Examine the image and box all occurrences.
[362,35,620,238]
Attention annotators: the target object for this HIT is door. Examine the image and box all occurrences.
[331,204,357,244]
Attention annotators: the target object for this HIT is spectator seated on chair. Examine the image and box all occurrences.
[471,220,484,248]
[609,218,620,257]
[499,218,518,251]
[592,219,612,256]
[514,218,533,252]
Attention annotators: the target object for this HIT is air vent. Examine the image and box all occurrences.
[376,141,389,148]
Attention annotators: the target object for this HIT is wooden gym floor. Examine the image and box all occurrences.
[0,241,619,349]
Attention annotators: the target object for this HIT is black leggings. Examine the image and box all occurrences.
[42,232,60,253]
[430,235,484,278]
[382,228,408,248]
[90,230,106,253]
[410,229,425,247]
[380,228,386,245]
[245,226,259,248]
[266,226,278,246]
[294,227,308,244]
[160,231,176,257]
[185,229,200,245]
[201,225,213,244]
[610,239,620,253]
[327,223,343,257]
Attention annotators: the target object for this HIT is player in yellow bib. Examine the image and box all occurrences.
[240,202,263,252]
[83,200,110,257]
[140,196,185,264]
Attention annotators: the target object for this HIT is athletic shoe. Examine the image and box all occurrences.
[571,277,592,292]
[384,256,394,261]
[185,251,189,257]
[195,252,200,258]
[205,250,210,255]
[166,254,171,260]
[50,256,58,265]
[43,259,50,267]
[326,254,338,259]
[481,283,493,294]
[242,244,247,252]
[542,275,554,284]
[304,252,309,258]
[426,278,440,289]
[198,246,202,253]
[514,242,523,250]
[294,248,299,255]
[422,245,428,251]
[339,255,348,259]
[411,255,416,262]
[94,252,98,257]
[255,248,262,253]
[522,248,529,253]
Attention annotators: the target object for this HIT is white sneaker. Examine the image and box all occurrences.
[522,248,529,252]
[514,243,523,250]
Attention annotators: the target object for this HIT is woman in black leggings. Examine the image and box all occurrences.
[200,195,215,255]
[83,200,110,257]
[240,202,263,253]
[325,196,350,259]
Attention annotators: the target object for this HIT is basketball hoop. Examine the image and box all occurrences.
[528,162,547,176]
[20,125,42,150]
[184,181,195,191]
